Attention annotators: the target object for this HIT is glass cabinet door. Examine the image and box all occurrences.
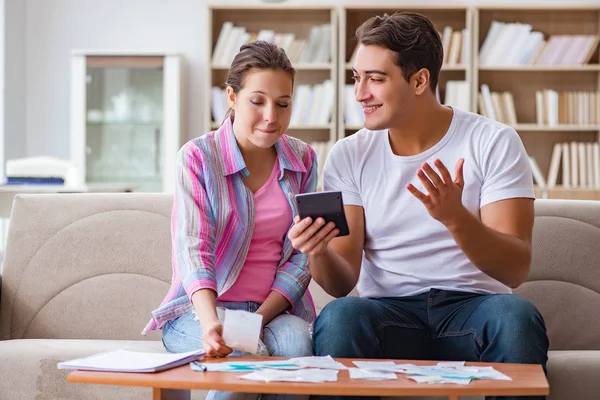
[85,62,164,192]
[71,53,184,193]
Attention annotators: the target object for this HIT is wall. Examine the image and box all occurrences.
[4,0,26,165]
[7,0,600,161]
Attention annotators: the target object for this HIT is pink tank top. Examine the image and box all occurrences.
[219,159,292,303]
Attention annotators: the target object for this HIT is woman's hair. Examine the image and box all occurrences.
[222,40,296,123]
[355,12,443,92]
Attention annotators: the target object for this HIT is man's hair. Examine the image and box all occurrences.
[355,12,443,92]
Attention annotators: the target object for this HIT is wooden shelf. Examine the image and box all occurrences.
[479,65,600,72]
[512,124,600,132]
[344,63,467,71]
[206,6,338,143]
[212,63,333,71]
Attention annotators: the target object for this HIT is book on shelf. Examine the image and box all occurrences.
[478,85,517,125]
[479,20,599,66]
[212,22,331,66]
[543,141,600,189]
[444,80,470,112]
[344,84,365,127]
[535,89,600,126]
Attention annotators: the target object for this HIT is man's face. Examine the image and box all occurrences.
[352,44,416,131]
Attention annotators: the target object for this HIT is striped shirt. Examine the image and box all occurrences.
[142,117,317,335]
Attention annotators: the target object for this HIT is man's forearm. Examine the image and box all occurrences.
[446,209,531,288]
[309,248,358,298]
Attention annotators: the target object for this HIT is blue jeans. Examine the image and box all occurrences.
[162,301,313,400]
[313,289,549,400]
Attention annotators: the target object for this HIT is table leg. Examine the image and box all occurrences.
[152,388,191,400]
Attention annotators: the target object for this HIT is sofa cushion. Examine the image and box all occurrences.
[547,350,600,400]
[0,339,165,400]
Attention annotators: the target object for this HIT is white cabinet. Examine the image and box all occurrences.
[70,52,185,193]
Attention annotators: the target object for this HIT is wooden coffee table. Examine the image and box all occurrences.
[67,357,549,400]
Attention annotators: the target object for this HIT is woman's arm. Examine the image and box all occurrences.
[269,146,318,314]
[172,145,231,356]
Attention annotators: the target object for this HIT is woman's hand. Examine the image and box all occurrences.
[201,321,233,357]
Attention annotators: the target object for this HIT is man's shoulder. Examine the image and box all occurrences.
[454,108,516,138]
[331,127,383,154]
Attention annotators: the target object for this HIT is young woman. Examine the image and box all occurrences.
[142,40,317,400]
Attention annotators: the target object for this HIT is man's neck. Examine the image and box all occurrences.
[388,103,454,157]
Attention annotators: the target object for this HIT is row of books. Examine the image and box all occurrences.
[478,85,518,125]
[531,141,600,189]
[211,81,334,127]
[479,21,599,66]
[443,80,470,113]
[347,26,469,67]
[212,22,332,66]
[343,85,365,126]
[535,90,600,127]
[310,141,335,190]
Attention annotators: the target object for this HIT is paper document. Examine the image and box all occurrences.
[353,361,397,370]
[222,309,263,354]
[240,368,339,383]
[289,355,348,369]
[349,368,397,380]
[57,349,205,373]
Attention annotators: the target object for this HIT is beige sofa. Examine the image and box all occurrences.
[0,193,598,400]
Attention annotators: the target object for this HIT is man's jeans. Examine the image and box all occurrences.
[313,289,549,400]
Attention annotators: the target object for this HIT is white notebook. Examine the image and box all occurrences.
[57,349,205,373]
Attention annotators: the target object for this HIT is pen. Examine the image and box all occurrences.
[192,361,207,371]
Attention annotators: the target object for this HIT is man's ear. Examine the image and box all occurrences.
[413,69,431,95]
[226,86,236,109]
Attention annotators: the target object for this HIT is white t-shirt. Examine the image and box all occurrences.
[323,108,535,298]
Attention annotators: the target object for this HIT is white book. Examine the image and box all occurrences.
[578,142,587,188]
[562,142,571,188]
[480,84,496,121]
[529,157,546,188]
[586,142,594,188]
[546,142,563,188]
[57,349,204,373]
[479,21,505,65]
[212,22,234,64]
[570,141,579,187]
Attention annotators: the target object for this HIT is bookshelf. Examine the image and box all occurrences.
[475,4,600,199]
[339,4,473,139]
[206,4,338,149]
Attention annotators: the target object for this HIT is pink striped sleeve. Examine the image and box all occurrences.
[172,144,218,298]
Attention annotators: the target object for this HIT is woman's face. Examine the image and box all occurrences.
[228,68,293,150]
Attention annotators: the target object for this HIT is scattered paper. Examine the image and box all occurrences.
[191,360,301,372]
[240,368,339,383]
[353,361,397,370]
[408,375,472,385]
[289,355,348,370]
[222,309,263,354]
[349,368,397,380]
[437,361,466,368]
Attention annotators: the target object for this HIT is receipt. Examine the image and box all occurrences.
[221,309,263,354]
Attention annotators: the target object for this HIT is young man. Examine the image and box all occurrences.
[288,12,549,400]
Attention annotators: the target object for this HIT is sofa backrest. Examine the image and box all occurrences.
[0,193,173,341]
[1,194,598,351]
[514,199,600,351]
